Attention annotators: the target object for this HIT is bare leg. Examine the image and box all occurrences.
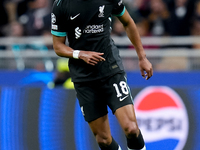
[115,104,145,149]
[89,114,121,150]
[115,104,139,136]
[89,114,112,147]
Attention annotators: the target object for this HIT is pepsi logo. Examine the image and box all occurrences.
[134,86,189,150]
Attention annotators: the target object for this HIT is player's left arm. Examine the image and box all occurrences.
[117,9,153,80]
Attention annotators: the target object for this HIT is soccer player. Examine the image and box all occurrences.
[51,0,153,149]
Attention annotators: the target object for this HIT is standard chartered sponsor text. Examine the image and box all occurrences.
[84,24,104,33]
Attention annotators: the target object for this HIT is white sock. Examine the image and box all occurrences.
[118,145,122,150]
[127,145,146,150]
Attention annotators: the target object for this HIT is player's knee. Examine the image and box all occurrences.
[96,134,112,147]
[123,122,139,138]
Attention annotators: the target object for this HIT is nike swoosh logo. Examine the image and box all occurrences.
[119,95,129,101]
[70,13,80,20]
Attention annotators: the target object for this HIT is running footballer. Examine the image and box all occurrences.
[51,0,153,149]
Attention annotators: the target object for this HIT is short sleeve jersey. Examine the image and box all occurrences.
[51,0,126,82]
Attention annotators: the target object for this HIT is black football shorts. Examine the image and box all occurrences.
[74,72,134,122]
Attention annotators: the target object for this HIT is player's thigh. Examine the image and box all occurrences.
[89,114,112,139]
[114,104,139,134]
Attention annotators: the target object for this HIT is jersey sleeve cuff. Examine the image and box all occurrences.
[113,6,125,17]
[51,30,67,37]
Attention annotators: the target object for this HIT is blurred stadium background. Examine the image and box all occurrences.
[0,0,200,150]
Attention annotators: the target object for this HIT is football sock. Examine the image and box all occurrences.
[100,137,120,150]
[126,130,145,149]
[127,145,146,150]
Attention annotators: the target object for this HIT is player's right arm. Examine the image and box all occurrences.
[52,35,105,66]
[51,1,105,66]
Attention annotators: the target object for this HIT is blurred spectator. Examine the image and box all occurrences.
[0,0,9,37]
[136,19,150,37]
[2,0,32,24]
[191,0,200,49]
[195,0,200,17]
[17,0,34,18]
[5,21,26,70]
[6,21,24,37]
[111,17,130,49]
[0,0,8,49]
[5,0,17,23]
[20,0,52,36]
[0,0,197,38]
[191,18,200,49]
[128,0,150,22]
[147,0,170,36]
[136,18,160,49]
[111,19,126,37]
[167,0,196,36]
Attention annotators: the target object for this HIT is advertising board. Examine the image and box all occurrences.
[0,71,199,150]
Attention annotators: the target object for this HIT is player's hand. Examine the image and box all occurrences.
[139,57,153,80]
[79,51,105,66]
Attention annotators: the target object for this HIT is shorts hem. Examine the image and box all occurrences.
[112,103,133,114]
[86,112,108,123]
